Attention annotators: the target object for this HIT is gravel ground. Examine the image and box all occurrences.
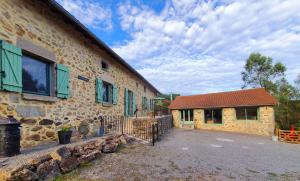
[58,129,300,181]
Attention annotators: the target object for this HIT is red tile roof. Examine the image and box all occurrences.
[169,88,278,109]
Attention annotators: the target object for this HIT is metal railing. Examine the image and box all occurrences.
[99,115,173,145]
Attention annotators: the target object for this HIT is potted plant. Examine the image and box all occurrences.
[58,125,72,144]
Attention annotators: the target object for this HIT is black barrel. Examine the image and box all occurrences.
[0,117,21,157]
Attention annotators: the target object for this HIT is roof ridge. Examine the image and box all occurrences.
[179,88,266,97]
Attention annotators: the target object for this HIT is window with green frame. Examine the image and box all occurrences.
[180,109,194,122]
[102,81,113,103]
[22,54,51,96]
[204,109,222,124]
[236,107,258,120]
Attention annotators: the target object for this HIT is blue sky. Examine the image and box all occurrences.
[56,0,300,95]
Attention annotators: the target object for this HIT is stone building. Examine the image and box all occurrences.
[0,0,159,147]
[169,88,278,136]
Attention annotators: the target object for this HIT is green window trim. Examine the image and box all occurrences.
[96,78,103,103]
[112,85,119,105]
[204,108,223,124]
[0,41,22,92]
[56,64,70,99]
[235,107,259,121]
[180,109,194,123]
[124,88,136,117]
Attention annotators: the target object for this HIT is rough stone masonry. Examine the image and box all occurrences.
[0,0,158,148]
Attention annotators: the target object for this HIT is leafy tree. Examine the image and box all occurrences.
[241,53,300,129]
[274,78,300,129]
[295,73,300,89]
[241,53,286,93]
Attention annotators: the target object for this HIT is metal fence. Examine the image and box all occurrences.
[99,115,173,145]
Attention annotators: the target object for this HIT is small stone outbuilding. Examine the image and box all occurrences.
[169,88,278,136]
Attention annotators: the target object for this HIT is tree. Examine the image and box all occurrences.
[274,78,300,129]
[295,73,300,89]
[241,53,286,93]
[241,53,300,129]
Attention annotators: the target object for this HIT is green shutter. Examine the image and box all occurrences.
[133,93,136,114]
[142,96,145,110]
[113,85,118,105]
[96,78,103,103]
[0,41,22,92]
[124,88,129,116]
[56,64,70,99]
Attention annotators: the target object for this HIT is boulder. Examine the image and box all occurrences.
[10,168,38,181]
[50,147,71,161]
[78,150,101,165]
[102,142,118,153]
[72,145,84,157]
[27,154,52,167]
[36,160,60,181]
[59,157,79,173]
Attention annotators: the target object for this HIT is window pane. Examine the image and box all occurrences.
[190,110,194,121]
[246,107,258,120]
[213,109,222,124]
[205,110,212,123]
[184,110,189,121]
[22,55,49,95]
[102,83,109,102]
[103,82,113,103]
[236,108,246,120]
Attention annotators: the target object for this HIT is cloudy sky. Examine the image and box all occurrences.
[56,0,300,95]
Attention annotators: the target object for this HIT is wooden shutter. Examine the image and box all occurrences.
[124,88,129,116]
[113,84,118,105]
[96,78,103,103]
[56,64,70,99]
[133,93,136,114]
[142,96,145,110]
[0,41,22,92]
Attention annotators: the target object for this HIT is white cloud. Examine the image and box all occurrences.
[113,0,300,95]
[56,0,112,30]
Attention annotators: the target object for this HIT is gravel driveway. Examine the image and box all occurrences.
[58,129,300,181]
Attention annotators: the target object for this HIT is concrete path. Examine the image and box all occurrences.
[60,129,300,180]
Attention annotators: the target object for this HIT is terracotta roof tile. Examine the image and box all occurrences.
[169,88,278,109]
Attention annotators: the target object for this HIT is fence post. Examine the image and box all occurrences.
[152,124,155,146]
[122,116,124,135]
[156,123,159,141]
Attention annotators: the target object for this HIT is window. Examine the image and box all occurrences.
[22,55,50,96]
[142,97,148,110]
[102,81,113,103]
[101,61,108,70]
[144,86,146,93]
[180,109,194,122]
[236,107,258,120]
[205,109,222,124]
[127,90,135,116]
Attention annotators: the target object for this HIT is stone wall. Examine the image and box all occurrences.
[172,106,275,136]
[0,0,157,148]
[0,134,135,181]
[171,110,181,128]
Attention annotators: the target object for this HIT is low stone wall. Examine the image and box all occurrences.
[0,134,134,181]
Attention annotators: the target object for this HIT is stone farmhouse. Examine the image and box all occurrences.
[169,88,278,136]
[0,0,159,148]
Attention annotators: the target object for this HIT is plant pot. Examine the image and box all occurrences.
[58,130,72,144]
